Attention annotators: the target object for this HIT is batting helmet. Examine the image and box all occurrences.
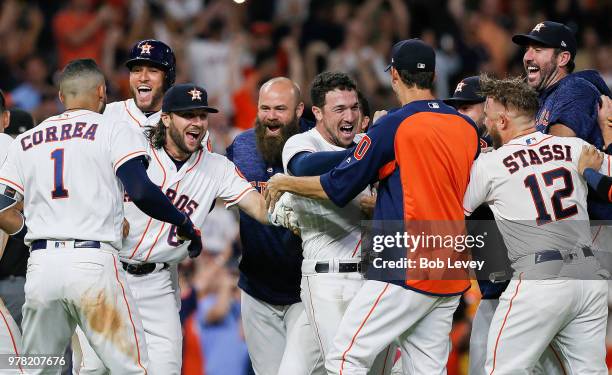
[125,39,176,89]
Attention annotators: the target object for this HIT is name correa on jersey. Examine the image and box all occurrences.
[21,122,98,151]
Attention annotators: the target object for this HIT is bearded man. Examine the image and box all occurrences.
[226,77,323,374]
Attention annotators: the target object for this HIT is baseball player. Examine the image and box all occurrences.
[445,76,567,375]
[512,20,612,220]
[277,71,394,374]
[226,77,324,375]
[75,83,275,375]
[104,39,174,132]
[463,76,611,374]
[0,59,203,374]
[266,39,479,374]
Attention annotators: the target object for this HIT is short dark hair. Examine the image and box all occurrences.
[398,70,435,90]
[59,59,105,97]
[357,91,370,117]
[310,71,357,108]
[554,48,575,73]
[479,74,539,119]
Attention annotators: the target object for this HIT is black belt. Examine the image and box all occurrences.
[121,261,168,276]
[535,247,594,264]
[314,262,362,273]
[31,240,101,251]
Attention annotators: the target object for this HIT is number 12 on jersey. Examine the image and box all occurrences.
[524,167,577,225]
[51,149,69,199]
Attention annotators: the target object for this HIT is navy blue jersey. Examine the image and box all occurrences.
[226,120,313,305]
[537,70,612,219]
[536,71,604,147]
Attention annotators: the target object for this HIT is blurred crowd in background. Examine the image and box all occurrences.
[0,0,611,374]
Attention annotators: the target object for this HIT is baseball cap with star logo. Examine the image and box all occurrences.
[443,76,485,107]
[162,83,219,113]
[512,21,577,58]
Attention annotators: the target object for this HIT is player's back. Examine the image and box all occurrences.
[3,110,147,249]
[474,132,597,260]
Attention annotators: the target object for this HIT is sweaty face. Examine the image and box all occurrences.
[129,64,165,113]
[317,89,360,147]
[164,110,209,160]
[457,102,485,130]
[523,45,561,91]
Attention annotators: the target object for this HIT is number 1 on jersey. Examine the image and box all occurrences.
[51,148,69,199]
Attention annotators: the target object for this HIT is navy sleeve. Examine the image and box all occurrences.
[116,156,186,226]
[549,84,599,139]
[288,150,352,176]
[320,119,396,207]
[226,140,234,161]
[584,168,612,203]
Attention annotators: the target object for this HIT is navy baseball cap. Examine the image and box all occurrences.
[162,84,219,113]
[385,39,435,73]
[512,21,577,58]
[443,76,485,107]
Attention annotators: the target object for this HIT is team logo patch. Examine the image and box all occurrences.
[455,82,466,93]
[525,137,537,145]
[427,102,440,109]
[139,43,153,55]
[417,63,425,69]
[532,23,545,32]
[188,88,202,101]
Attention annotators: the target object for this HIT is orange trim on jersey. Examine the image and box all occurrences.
[142,180,181,261]
[463,207,473,215]
[378,161,396,180]
[380,345,391,375]
[608,186,612,203]
[505,135,554,147]
[339,283,390,375]
[112,256,147,374]
[592,226,602,245]
[45,112,90,122]
[0,178,24,193]
[143,223,167,262]
[489,273,523,375]
[129,148,168,260]
[351,239,361,257]
[185,150,203,174]
[549,344,568,375]
[607,155,611,176]
[224,187,254,207]
[0,306,23,374]
[125,101,143,127]
[306,277,326,357]
[114,151,147,172]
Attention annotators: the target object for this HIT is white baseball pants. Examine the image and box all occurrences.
[485,276,608,374]
[0,297,23,374]
[300,267,395,375]
[22,246,148,375]
[326,280,459,375]
[74,265,182,375]
[240,290,324,375]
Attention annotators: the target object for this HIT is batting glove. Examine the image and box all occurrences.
[177,215,204,258]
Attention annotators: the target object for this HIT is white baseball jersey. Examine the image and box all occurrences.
[281,128,368,260]
[0,133,13,165]
[463,132,612,261]
[0,109,148,249]
[121,143,255,264]
[104,99,161,130]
